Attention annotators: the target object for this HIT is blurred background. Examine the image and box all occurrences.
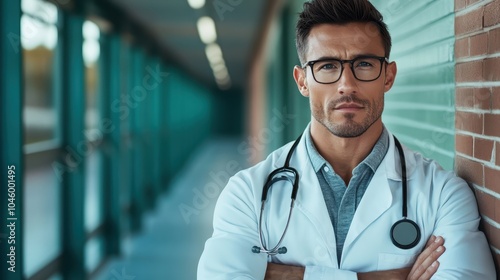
[1,0,499,279]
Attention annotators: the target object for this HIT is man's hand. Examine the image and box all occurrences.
[357,235,445,280]
[406,235,445,280]
[265,263,304,280]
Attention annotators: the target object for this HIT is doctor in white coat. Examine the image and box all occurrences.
[198,0,496,279]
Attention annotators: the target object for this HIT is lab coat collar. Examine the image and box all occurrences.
[275,126,416,182]
[384,131,418,181]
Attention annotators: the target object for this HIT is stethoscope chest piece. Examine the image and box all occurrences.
[390,136,421,250]
[390,218,421,249]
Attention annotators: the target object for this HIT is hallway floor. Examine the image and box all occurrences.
[93,138,249,280]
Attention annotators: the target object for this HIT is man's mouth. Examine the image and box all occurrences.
[334,103,364,111]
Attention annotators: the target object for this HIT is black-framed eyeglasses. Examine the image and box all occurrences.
[302,55,389,84]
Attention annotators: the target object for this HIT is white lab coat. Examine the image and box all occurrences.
[198,128,496,279]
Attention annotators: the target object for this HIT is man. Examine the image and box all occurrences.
[198,0,496,279]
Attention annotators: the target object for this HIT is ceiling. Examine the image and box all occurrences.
[104,0,269,91]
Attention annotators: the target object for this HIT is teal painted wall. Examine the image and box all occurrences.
[372,0,456,170]
[212,88,245,136]
[165,67,214,180]
[266,2,310,154]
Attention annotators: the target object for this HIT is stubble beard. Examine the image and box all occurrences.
[312,96,384,138]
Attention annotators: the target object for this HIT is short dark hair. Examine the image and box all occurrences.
[296,0,392,64]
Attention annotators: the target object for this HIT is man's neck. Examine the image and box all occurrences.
[310,120,383,185]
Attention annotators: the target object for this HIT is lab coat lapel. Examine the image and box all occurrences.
[343,162,393,246]
[343,133,397,250]
[284,132,338,263]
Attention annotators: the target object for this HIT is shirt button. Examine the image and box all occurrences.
[323,166,329,172]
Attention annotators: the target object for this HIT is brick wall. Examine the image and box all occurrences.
[454,0,500,274]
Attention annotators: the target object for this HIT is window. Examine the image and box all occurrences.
[21,0,61,278]
[22,0,59,146]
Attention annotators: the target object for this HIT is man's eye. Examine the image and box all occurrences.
[355,60,375,68]
[317,63,338,70]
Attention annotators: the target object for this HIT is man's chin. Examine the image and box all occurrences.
[325,122,366,138]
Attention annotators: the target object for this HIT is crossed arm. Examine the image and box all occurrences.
[265,235,445,280]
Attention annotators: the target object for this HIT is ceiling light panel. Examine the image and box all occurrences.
[197,16,217,44]
[187,0,205,9]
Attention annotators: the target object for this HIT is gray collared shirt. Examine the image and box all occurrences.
[305,125,389,264]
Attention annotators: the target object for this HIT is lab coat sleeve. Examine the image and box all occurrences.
[197,173,360,280]
[431,174,496,279]
[198,174,268,279]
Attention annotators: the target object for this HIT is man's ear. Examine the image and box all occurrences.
[293,65,309,97]
[384,61,397,93]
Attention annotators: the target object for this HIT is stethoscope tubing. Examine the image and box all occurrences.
[253,135,302,255]
[253,133,420,255]
[256,200,295,255]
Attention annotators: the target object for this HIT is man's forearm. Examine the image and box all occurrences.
[265,263,305,280]
[265,263,411,280]
[265,236,444,280]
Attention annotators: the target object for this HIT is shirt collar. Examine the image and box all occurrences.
[304,124,389,174]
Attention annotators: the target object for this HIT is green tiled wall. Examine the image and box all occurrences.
[373,0,456,170]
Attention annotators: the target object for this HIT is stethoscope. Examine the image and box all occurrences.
[252,134,421,256]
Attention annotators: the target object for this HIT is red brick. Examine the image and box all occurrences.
[493,87,500,110]
[497,141,500,165]
[456,0,467,11]
[467,0,481,6]
[456,60,484,82]
[470,32,488,56]
[494,253,500,274]
[474,137,494,161]
[483,222,500,251]
[473,87,491,110]
[456,133,474,156]
[475,190,496,220]
[456,87,474,107]
[485,167,500,193]
[456,111,484,134]
[484,113,500,137]
[455,37,469,58]
[484,0,500,27]
[455,156,484,185]
[489,27,500,54]
[496,198,500,224]
[484,57,500,81]
[455,7,484,35]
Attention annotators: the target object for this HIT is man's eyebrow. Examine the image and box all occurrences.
[311,53,383,61]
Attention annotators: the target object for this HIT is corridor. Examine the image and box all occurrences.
[94,138,248,280]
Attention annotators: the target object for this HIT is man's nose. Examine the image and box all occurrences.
[337,64,358,95]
